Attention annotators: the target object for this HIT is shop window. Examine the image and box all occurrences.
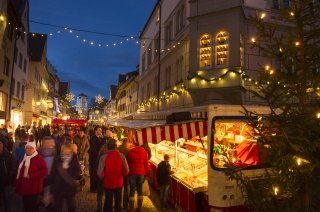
[141,53,146,72]
[199,34,212,68]
[215,31,229,67]
[240,34,244,67]
[164,21,173,46]
[211,118,261,169]
[0,92,7,111]
[16,81,21,98]
[19,53,23,69]
[3,56,10,76]
[165,66,171,89]
[23,59,27,73]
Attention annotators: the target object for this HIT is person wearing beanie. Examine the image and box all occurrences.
[15,141,48,212]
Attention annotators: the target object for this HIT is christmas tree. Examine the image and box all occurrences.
[224,1,320,211]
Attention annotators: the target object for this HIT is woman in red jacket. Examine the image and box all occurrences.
[15,141,48,212]
[127,143,150,211]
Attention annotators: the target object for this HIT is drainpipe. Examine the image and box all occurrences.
[157,1,162,111]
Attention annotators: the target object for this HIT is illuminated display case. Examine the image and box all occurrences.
[150,139,208,192]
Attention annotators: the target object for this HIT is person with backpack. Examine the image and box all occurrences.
[97,139,129,212]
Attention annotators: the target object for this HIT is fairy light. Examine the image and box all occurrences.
[290,11,295,16]
[251,37,256,43]
[317,112,320,119]
[296,158,302,166]
[0,15,5,21]
[265,65,270,70]
[260,12,266,19]
[273,186,279,195]
[279,47,283,52]
[269,70,274,75]
[295,41,300,46]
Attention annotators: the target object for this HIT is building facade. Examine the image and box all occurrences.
[24,33,53,126]
[115,71,139,118]
[10,0,29,129]
[137,0,290,119]
[0,0,21,126]
[76,93,88,117]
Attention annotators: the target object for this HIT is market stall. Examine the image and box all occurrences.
[107,119,208,211]
[52,118,87,126]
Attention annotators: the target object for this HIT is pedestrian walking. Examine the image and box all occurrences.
[97,138,129,212]
[39,137,57,208]
[15,142,48,212]
[51,143,81,212]
[73,127,90,167]
[117,138,132,210]
[156,154,173,208]
[0,140,16,212]
[89,126,105,192]
[127,143,150,211]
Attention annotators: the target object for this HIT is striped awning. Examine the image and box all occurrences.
[135,121,207,145]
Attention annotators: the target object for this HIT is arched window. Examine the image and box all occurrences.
[199,34,212,68]
[215,31,229,67]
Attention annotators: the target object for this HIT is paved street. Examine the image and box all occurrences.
[74,177,176,212]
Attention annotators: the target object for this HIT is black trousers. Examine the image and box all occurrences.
[89,162,98,191]
[104,188,122,212]
[55,195,76,212]
[22,195,39,212]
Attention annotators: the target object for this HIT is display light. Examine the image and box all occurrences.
[0,15,5,21]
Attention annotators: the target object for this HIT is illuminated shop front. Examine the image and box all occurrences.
[0,91,7,124]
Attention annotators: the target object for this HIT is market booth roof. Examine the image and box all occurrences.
[52,118,87,125]
[107,119,207,145]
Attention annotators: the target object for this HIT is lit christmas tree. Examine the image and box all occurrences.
[225,1,320,211]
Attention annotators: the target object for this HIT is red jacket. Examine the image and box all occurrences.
[15,154,48,196]
[97,150,129,189]
[127,146,149,176]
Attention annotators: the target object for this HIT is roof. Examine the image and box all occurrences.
[78,93,88,97]
[106,119,166,130]
[118,70,138,86]
[109,85,118,100]
[11,0,27,16]
[28,33,47,61]
[140,0,160,39]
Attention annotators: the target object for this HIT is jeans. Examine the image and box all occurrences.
[160,184,170,207]
[128,175,144,197]
[104,188,122,212]
[55,196,76,212]
[22,194,39,212]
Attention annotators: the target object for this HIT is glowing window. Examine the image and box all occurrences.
[199,34,212,68]
[215,31,229,67]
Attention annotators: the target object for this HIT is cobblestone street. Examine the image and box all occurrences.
[74,177,176,212]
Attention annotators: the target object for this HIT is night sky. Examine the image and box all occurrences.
[29,0,156,99]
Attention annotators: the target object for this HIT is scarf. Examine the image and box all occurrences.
[16,151,38,179]
[61,154,72,169]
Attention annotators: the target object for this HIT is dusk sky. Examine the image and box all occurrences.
[29,0,157,99]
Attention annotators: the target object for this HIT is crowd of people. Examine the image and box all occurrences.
[0,123,173,212]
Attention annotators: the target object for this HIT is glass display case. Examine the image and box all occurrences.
[150,139,208,193]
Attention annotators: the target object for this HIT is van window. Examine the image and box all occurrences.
[212,117,260,169]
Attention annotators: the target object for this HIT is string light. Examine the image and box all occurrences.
[290,11,295,16]
[273,186,279,195]
[0,15,5,21]
[317,112,320,119]
[295,41,300,46]
[296,157,302,166]
[260,12,266,19]
[251,37,256,43]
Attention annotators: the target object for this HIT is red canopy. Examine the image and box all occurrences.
[52,119,87,126]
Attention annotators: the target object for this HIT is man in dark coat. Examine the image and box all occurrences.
[0,141,16,212]
[89,126,105,192]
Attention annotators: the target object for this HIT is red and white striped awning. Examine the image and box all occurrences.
[135,121,207,145]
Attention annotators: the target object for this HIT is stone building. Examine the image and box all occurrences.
[137,0,291,118]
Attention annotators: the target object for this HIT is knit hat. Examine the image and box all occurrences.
[25,141,36,150]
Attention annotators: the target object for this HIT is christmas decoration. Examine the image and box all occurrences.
[95,94,104,104]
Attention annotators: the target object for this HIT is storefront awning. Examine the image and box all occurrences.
[107,119,207,145]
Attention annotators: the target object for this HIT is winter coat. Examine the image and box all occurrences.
[50,154,81,197]
[156,161,171,186]
[73,135,90,159]
[97,150,129,189]
[0,150,16,190]
[89,135,105,164]
[127,146,149,176]
[15,154,48,196]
